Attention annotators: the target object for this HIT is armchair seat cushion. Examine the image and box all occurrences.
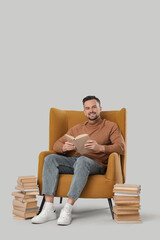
[54,174,114,199]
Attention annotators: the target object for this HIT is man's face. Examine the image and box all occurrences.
[84,99,102,121]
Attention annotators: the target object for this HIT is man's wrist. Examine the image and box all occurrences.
[99,145,105,153]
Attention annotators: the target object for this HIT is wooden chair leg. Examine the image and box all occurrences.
[60,197,63,204]
[37,195,45,215]
[108,198,114,219]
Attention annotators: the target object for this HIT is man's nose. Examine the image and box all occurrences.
[89,110,94,113]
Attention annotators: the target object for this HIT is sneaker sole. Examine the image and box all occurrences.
[57,220,72,226]
[31,217,57,224]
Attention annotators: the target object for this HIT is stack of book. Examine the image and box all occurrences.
[113,184,142,223]
[12,176,39,219]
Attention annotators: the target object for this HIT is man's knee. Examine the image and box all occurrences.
[44,154,58,166]
[74,156,91,170]
[44,154,54,162]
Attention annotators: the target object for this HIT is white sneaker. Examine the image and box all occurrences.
[31,208,57,224]
[57,208,72,225]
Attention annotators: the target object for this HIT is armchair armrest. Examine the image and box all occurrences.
[105,152,123,184]
[38,150,56,194]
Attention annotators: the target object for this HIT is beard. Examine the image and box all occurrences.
[88,112,99,121]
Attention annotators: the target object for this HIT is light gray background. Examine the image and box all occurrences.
[0,0,159,239]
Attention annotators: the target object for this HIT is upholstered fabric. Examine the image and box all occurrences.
[38,108,127,198]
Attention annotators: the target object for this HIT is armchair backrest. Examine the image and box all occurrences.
[49,108,127,183]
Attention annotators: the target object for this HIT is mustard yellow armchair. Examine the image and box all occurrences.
[37,108,127,219]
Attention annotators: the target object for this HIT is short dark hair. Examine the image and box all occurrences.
[82,96,101,106]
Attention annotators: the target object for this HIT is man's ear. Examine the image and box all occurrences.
[100,106,102,112]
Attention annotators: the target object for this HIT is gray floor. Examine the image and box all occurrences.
[3,196,160,240]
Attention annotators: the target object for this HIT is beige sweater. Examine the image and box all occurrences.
[53,117,125,168]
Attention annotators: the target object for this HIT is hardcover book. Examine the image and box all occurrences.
[65,134,91,154]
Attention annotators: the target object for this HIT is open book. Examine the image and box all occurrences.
[65,134,91,154]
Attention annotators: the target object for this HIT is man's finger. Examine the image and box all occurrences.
[86,140,94,144]
[84,144,93,148]
[66,141,75,146]
[85,142,94,146]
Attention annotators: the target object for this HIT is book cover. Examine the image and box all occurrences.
[113,206,139,215]
[114,192,140,196]
[114,200,140,204]
[114,184,141,190]
[12,209,37,219]
[113,195,140,200]
[15,197,36,203]
[13,206,39,213]
[23,190,39,195]
[114,214,142,223]
[113,184,141,194]
[13,199,37,208]
[15,185,39,192]
[12,191,36,198]
[65,134,91,154]
[17,180,38,188]
[16,182,39,189]
[113,205,140,210]
[18,176,37,183]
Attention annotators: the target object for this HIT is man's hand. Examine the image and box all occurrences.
[62,141,76,152]
[84,140,105,153]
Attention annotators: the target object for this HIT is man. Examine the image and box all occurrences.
[31,96,125,225]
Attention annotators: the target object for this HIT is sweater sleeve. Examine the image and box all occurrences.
[53,128,74,154]
[104,123,125,155]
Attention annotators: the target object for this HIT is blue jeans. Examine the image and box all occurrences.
[42,154,105,200]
